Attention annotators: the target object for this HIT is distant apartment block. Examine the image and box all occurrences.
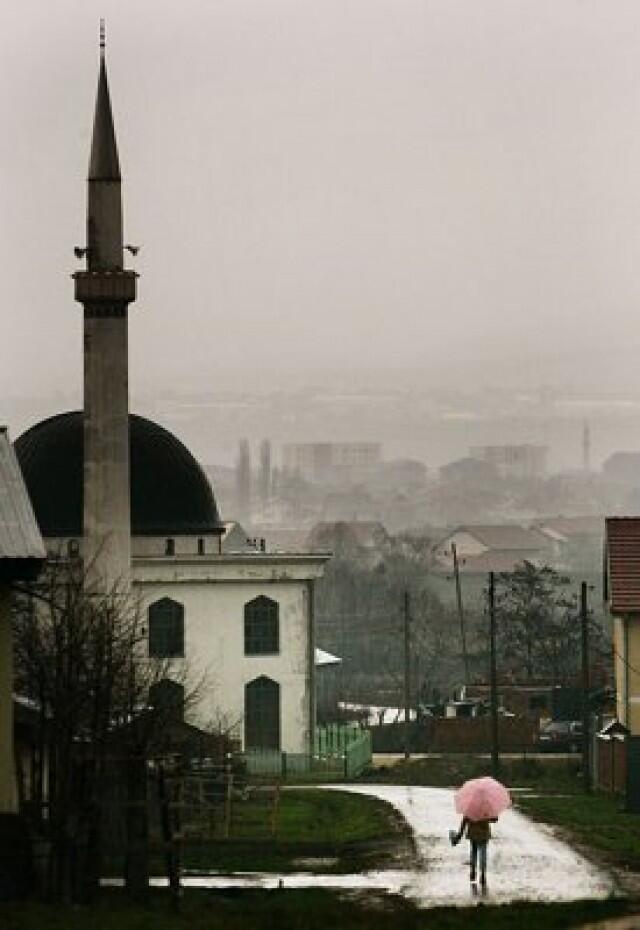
[602,452,640,485]
[282,442,382,484]
[469,444,548,480]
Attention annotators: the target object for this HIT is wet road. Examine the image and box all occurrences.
[146,785,619,907]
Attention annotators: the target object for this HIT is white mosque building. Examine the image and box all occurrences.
[14,34,329,755]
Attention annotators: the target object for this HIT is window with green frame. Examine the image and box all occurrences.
[148,597,184,658]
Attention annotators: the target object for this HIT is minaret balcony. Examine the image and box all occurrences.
[73,269,138,305]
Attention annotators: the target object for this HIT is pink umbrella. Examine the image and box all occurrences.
[454,776,511,821]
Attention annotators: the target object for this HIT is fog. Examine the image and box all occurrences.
[3,1,640,469]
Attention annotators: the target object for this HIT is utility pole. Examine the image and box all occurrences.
[404,590,411,760]
[488,572,500,777]
[451,543,470,686]
[581,582,592,793]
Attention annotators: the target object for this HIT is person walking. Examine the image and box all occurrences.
[456,816,492,887]
[451,775,511,890]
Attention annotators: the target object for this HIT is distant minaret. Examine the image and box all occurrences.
[73,23,137,587]
[259,439,271,508]
[236,440,251,526]
[582,421,591,473]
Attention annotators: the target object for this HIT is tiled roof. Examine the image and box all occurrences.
[0,429,45,568]
[459,549,544,574]
[605,517,640,614]
[454,524,551,551]
[537,516,604,540]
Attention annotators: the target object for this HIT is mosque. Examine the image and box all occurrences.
[14,33,329,755]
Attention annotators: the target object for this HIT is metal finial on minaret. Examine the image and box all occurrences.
[100,19,105,58]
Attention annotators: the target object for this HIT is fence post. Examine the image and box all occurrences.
[224,754,233,839]
[270,784,281,837]
[281,751,287,781]
[157,763,180,904]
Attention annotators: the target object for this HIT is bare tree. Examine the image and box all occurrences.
[11,552,204,901]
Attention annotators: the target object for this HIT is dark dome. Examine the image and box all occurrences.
[15,411,223,537]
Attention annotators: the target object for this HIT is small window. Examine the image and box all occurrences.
[244,596,279,655]
[67,539,80,558]
[198,538,205,556]
[165,538,175,556]
[148,597,184,658]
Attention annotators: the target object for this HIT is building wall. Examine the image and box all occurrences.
[615,614,640,734]
[132,555,328,753]
[469,444,548,480]
[0,586,16,813]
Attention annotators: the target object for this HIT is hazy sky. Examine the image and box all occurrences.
[3,0,640,406]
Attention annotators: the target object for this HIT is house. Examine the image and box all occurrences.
[0,427,45,899]
[0,429,45,815]
[432,524,555,575]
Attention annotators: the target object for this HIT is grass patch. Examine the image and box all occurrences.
[0,889,633,930]
[137,789,413,875]
[362,754,584,795]
[517,791,640,870]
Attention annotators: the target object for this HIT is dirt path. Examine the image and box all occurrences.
[116,785,619,908]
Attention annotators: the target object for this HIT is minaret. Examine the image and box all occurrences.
[582,421,591,473]
[73,24,137,588]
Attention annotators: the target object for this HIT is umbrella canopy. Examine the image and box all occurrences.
[454,776,511,821]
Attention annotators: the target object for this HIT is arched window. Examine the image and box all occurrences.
[245,676,280,750]
[244,596,279,655]
[148,597,184,658]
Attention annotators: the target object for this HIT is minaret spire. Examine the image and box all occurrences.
[88,23,121,188]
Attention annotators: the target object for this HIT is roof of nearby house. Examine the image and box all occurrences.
[536,516,603,540]
[461,550,544,574]
[0,429,45,578]
[605,517,640,614]
[446,524,550,551]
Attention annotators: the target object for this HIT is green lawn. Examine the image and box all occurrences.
[140,789,413,874]
[0,889,633,930]
[516,792,640,870]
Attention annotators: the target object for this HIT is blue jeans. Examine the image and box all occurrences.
[470,840,487,880]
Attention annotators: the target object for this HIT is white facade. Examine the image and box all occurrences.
[132,552,329,753]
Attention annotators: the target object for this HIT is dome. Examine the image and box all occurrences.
[14,411,224,538]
